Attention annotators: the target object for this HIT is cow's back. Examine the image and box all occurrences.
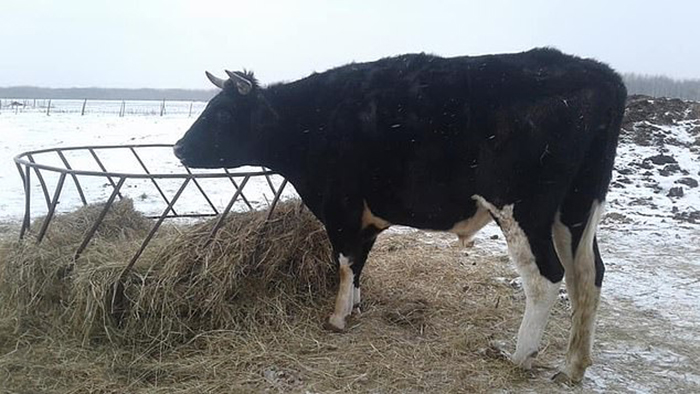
[271,48,625,230]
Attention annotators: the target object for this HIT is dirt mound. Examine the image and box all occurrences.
[621,95,700,148]
[624,95,700,127]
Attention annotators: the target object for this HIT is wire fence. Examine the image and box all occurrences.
[0,98,207,117]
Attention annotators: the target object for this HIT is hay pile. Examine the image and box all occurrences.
[117,199,335,345]
[0,198,334,346]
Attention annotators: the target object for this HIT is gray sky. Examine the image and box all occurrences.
[2,0,698,89]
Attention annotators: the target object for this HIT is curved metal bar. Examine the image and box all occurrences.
[261,166,277,195]
[266,179,289,220]
[74,177,127,259]
[119,178,191,279]
[56,149,88,206]
[223,167,253,210]
[13,144,277,179]
[185,166,219,215]
[11,160,272,179]
[128,147,178,216]
[15,143,174,158]
[88,148,124,200]
[205,175,252,245]
[35,173,67,243]
[20,165,31,239]
[27,155,52,210]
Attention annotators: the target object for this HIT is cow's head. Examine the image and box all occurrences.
[174,70,271,168]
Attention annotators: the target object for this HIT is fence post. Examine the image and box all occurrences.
[46,99,51,116]
[119,100,125,117]
[33,99,36,108]
[188,102,193,117]
[81,99,87,116]
[160,99,165,116]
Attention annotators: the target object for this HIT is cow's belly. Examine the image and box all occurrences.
[361,146,485,231]
[364,188,484,232]
[364,194,492,246]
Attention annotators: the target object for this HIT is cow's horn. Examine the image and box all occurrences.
[225,70,253,95]
[205,71,227,89]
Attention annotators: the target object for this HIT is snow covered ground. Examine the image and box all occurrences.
[0,99,297,223]
[1,97,699,392]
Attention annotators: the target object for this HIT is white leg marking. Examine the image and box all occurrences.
[473,195,561,370]
[514,264,560,369]
[352,286,362,314]
[552,212,574,270]
[328,254,354,330]
[553,201,604,382]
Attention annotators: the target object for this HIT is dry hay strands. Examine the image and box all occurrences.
[121,200,335,346]
[30,198,152,246]
[1,198,336,349]
[0,199,151,335]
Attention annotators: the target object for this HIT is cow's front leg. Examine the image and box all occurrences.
[325,252,356,331]
[324,234,376,331]
[321,195,382,332]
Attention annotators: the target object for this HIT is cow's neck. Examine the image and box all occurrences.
[260,129,322,209]
[253,86,327,216]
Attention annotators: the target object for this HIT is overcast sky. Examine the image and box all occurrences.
[2,0,698,89]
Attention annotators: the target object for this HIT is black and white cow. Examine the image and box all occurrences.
[174,48,627,383]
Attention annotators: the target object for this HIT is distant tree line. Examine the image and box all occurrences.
[0,86,217,101]
[2,74,699,102]
[623,73,700,101]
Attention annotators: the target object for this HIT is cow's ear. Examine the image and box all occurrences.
[205,71,226,89]
[225,70,253,95]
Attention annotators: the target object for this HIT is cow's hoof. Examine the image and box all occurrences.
[512,350,539,370]
[483,340,511,361]
[323,316,346,333]
[551,370,582,385]
[458,236,475,248]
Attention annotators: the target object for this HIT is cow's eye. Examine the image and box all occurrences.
[216,110,232,123]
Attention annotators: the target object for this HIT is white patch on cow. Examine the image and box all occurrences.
[362,201,391,230]
[552,212,573,269]
[352,286,361,314]
[328,254,354,330]
[448,204,492,247]
[553,201,605,382]
[473,195,561,370]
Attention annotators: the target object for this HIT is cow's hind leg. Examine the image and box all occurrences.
[475,197,564,370]
[552,200,605,383]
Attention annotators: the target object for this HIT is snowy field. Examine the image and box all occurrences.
[1,97,699,392]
